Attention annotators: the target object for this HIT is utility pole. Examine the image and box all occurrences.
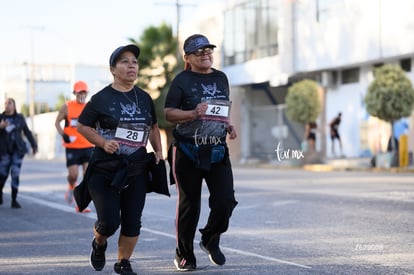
[175,0,181,61]
[24,25,44,132]
[155,0,195,62]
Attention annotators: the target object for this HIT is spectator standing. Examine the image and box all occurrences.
[305,121,317,153]
[329,112,343,156]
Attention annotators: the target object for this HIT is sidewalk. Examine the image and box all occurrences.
[309,156,414,172]
[238,156,414,173]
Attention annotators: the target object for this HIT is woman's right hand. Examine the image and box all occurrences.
[0,119,8,129]
[194,102,208,118]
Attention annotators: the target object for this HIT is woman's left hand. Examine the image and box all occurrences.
[154,151,163,164]
[227,125,237,140]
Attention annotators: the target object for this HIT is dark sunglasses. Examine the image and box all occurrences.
[191,47,214,56]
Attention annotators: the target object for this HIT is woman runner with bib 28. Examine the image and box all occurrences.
[165,34,238,271]
[77,44,163,275]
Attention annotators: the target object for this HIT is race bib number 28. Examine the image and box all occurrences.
[114,123,150,147]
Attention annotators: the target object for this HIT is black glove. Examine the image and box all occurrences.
[62,133,71,143]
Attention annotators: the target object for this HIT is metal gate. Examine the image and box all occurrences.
[249,104,303,161]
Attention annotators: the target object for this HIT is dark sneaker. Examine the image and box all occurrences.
[174,253,196,271]
[89,238,107,271]
[199,240,225,266]
[11,200,21,208]
[114,259,137,275]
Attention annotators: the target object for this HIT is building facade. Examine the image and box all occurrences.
[192,0,414,163]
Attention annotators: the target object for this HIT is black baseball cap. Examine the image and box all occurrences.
[109,44,140,67]
[183,34,216,55]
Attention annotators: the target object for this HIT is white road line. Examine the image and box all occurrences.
[221,247,312,269]
[18,194,312,270]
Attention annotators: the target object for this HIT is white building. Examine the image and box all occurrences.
[0,63,111,159]
[0,63,110,113]
[185,0,414,163]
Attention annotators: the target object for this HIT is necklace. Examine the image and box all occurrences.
[120,88,140,113]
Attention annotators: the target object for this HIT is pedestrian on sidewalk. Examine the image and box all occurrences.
[0,98,37,208]
[304,121,317,153]
[55,80,94,212]
[329,112,343,156]
[165,34,238,271]
[77,44,163,275]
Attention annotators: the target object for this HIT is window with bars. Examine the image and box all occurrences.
[223,0,278,66]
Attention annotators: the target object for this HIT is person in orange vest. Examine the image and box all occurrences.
[55,81,94,212]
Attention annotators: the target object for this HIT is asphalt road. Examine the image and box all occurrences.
[0,158,413,275]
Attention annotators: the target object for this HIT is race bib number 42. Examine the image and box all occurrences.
[201,99,232,122]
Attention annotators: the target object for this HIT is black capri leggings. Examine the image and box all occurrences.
[88,171,147,237]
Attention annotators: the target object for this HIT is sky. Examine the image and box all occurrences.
[0,0,220,66]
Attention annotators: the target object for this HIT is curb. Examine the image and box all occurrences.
[234,163,414,173]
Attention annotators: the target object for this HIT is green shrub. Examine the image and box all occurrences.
[285,79,321,124]
[365,64,414,122]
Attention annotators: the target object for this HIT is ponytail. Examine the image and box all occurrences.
[184,61,191,71]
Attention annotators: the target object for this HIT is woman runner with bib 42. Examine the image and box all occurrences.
[77,44,163,275]
[165,34,238,271]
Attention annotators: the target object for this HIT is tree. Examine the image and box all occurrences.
[365,64,414,156]
[21,104,29,116]
[21,102,50,115]
[129,23,180,130]
[285,79,321,124]
[55,93,66,111]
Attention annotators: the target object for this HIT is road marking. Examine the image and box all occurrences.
[272,200,298,206]
[18,194,312,270]
[221,247,312,269]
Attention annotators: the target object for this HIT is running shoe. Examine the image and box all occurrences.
[199,240,225,266]
[174,252,196,271]
[64,184,75,204]
[114,259,137,275]
[75,205,91,213]
[11,200,22,209]
[89,238,107,271]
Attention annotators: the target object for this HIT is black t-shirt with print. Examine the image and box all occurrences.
[165,68,230,141]
[78,85,156,155]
